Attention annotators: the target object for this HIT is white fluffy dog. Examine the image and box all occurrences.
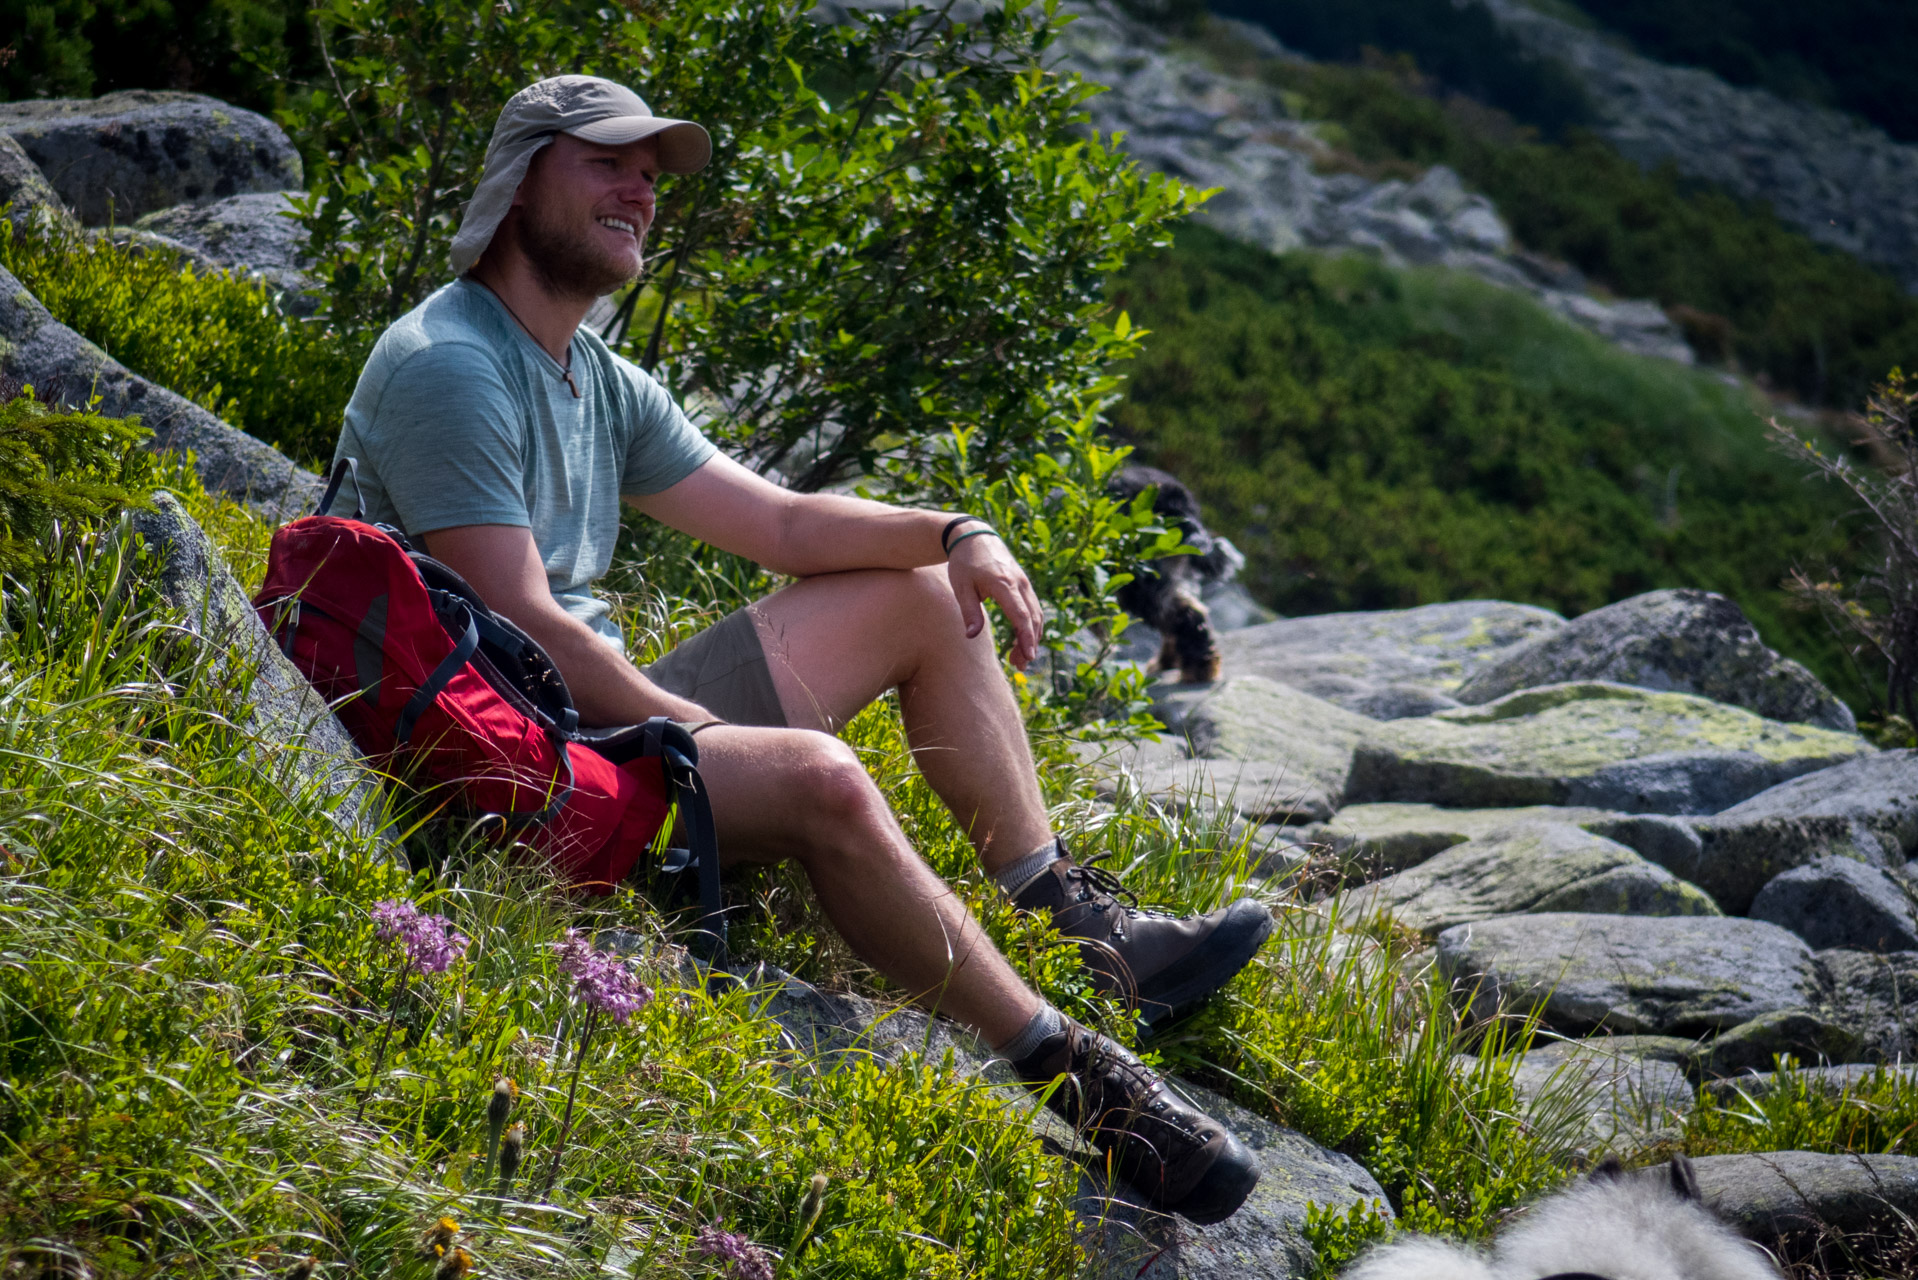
[1341,1157,1782,1280]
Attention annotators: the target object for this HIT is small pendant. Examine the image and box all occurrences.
[562,368,581,399]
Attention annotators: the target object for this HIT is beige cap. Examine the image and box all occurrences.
[449,75,711,275]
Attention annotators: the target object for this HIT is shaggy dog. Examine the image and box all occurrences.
[1107,464,1244,684]
[1341,1157,1781,1280]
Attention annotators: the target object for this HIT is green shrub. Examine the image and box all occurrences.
[0,386,157,571]
[1109,226,1867,705]
[1270,57,1918,410]
[0,218,366,467]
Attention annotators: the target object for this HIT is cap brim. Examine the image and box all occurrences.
[567,116,711,174]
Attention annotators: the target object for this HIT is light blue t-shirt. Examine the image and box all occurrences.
[334,278,716,644]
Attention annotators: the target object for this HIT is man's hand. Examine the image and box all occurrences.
[948,532,1044,671]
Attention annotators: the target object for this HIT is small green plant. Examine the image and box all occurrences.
[1684,1058,1918,1158]
[0,216,364,466]
[0,384,158,571]
[1772,370,1918,730]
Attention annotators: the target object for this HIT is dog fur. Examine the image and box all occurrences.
[1340,1157,1781,1280]
[1106,464,1244,684]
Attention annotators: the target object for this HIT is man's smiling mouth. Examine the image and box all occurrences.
[596,216,638,236]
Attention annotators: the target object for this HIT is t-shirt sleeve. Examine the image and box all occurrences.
[616,357,718,496]
[362,343,532,535]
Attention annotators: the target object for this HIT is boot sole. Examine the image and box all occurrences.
[1165,1130,1261,1225]
[1135,900,1275,1026]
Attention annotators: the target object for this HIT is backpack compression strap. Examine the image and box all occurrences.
[638,717,728,967]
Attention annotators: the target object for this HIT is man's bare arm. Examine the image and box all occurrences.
[632,454,1045,667]
[421,523,710,726]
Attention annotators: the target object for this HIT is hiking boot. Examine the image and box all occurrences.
[1013,1018,1258,1224]
[1011,855,1274,1026]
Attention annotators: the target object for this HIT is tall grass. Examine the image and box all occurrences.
[3,468,1616,1277]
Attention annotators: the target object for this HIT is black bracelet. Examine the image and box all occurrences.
[945,527,1000,556]
[941,514,988,554]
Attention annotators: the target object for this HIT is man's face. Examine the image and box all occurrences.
[509,132,660,299]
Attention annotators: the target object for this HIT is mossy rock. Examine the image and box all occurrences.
[1349,682,1873,815]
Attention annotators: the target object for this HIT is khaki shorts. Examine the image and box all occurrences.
[642,605,789,728]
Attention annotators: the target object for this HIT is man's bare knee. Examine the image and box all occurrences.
[779,734,893,859]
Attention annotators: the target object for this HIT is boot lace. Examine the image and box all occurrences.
[1065,855,1182,924]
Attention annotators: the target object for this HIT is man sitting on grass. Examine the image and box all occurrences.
[333,75,1273,1224]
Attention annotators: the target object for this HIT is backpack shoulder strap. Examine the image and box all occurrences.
[316,457,364,520]
[633,718,727,968]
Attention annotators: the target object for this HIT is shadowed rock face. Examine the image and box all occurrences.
[1149,675,1378,821]
[0,91,301,226]
[1751,857,1918,953]
[1455,589,1856,732]
[1349,682,1872,815]
[1436,913,1820,1037]
[1684,751,1918,914]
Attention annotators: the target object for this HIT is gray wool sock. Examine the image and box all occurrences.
[992,837,1066,899]
[995,1002,1065,1064]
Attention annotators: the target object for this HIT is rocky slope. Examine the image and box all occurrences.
[1479,0,1918,293]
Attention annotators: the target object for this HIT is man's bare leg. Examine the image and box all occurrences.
[741,565,1054,873]
[693,721,1040,1047]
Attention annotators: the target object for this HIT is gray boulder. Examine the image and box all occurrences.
[1215,600,1564,719]
[0,91,301,226]
[1349,682,1872,815]
[0,133,78,235]
[1084,1080,1391,1279]
[1437,913,1821,1037]
[0,264,319,514]
[1817,949,1918,1064]
[1686,751,1918,914]
[135,190,316,312]
[1148,676,1377,822]
[1687,1151,1918,1240]
[1752,857,1918,952]
[1455,588,1856,732]
[1341,824,1718,937]
[131,492,375,836]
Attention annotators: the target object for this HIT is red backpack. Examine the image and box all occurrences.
[254,460,725,957]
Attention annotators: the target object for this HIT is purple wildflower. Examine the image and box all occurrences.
[371,899,470,975]
[554,929,654,1024]
[692,1225,774,1280]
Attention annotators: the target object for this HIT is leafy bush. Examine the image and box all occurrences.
[1210,0,1592,135]
[1574,0,1918,145]
[1108,226,1867,704]
[1271,56,1918,410]
[0,218,363,466]
[0,385,157,570]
